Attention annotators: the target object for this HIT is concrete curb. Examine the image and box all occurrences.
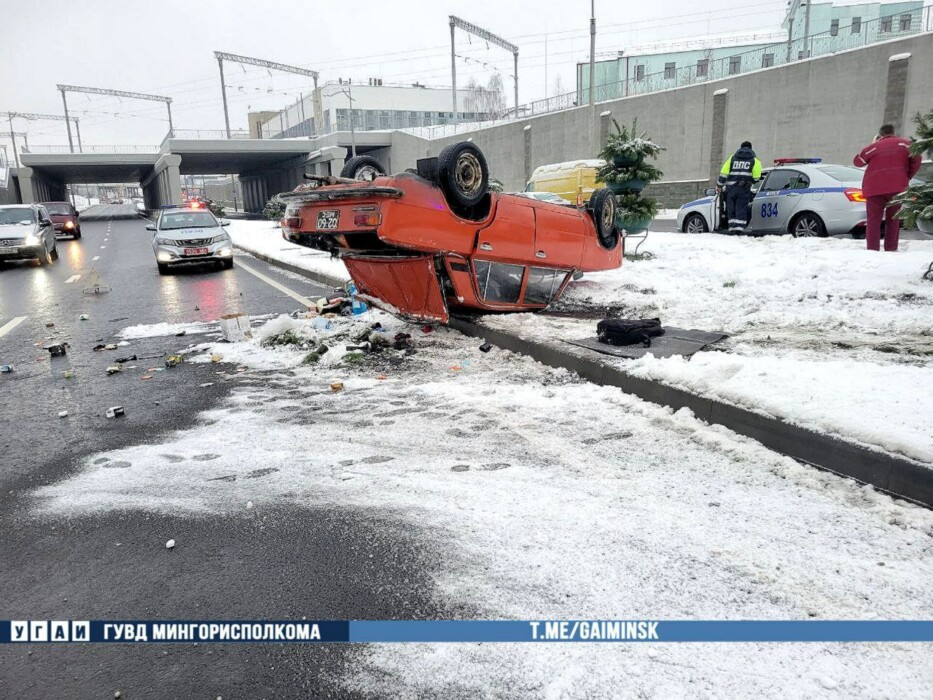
[234,245,348,290]
[242,248,933,509]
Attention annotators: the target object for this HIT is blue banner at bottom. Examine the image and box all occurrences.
[2,620,932,644]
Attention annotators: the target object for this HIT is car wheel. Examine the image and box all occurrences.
[790,213,826,238]
[437,142,489,208]
[588,188,620,250]
[50,244,59,261]
[37,244,52,266]
[158,263,171,275]
[340,156,386,182]
[74,228,81,239]
[221,258,234,270]
[683,213,709,234]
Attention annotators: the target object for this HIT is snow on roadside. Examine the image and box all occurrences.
[29,313,933,698]
[562,231,933,341]
[226,220,350,282]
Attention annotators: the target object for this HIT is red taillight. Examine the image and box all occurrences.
[353,213,382,227]
[285,216,301,229]
[845,188,865,203]
[190,201,201,208]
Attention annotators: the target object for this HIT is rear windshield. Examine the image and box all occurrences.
[44,203,74,215]
[816,165,864,183]
[159,211,218,230]
[0,208,35,225]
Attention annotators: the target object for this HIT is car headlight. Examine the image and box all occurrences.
[64,221,75,229]
[211,233,231,244]
[24,234,41,246]
[155,236,176,246]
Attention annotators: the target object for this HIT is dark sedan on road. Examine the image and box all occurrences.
[0,204,58,265]
[44,201,82,238]
[147,206,233,274]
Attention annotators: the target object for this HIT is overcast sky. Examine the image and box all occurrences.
[1,0,795,147]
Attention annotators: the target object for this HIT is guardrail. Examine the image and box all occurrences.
[21,145,160,154]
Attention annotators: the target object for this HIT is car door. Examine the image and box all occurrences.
[751,169,806,232]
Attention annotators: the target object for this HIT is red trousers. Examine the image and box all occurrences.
[866,194,901,251]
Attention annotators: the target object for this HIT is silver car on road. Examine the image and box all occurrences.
[148,206,233,274]
[677,160,868,237]
[0,204,58,265]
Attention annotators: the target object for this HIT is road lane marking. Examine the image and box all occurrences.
[92,255,100,261]
[100,245,106,249]
[234,259,314,307]
[65,274,81,284]
[0,316,27,339]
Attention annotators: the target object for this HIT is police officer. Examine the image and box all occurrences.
[717,141,762,233]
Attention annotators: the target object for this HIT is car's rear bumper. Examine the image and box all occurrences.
[819,206,866,236]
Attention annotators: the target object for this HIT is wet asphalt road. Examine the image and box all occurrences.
[0,204,440,698]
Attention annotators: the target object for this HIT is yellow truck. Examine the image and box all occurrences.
[523,159,605,206]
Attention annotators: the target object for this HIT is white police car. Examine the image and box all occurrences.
[677,159,868,237]
[146,203,233,274]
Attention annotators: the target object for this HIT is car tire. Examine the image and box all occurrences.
[683,213,709,234]
[37,244,52,266]
[340,156,386,181]
[437,142,489,209]
[50,244,59,261]
[222,258,234,270]
[74,228,81,239]
[158,263,171,275]
[790,213,826,238]
[588,188,620,250]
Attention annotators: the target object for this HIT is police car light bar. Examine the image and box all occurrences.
[774,157,822,164]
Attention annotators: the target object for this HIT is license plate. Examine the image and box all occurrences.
[0,246,16,254]
[317,210,339,230]
[183,247,209,256]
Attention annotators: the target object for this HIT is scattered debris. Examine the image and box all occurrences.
[330,382,344,392]
[422,325,433,334]
[199,382,214,388]
[376,375,387,380]
[105,406,125,418]
[60,369,74,379]
[114,691,121,699]
[479,342,493,353]
[58,410,68,418]
[46,343,68,357]
[165,539,175,550]
[219,313,250,342]
[115,355,137,363]
[449,365,462,371]
[79,314,90,321]
[210,354,223,363]
[246,501,254,510]
[140,374,154,381]
[175,330,187,337]
[165,355,184,368]
[105,365,122,375]
[45,322,55,328]
[93,344,106,352]
[0,364,14,373]
[104,343,118,351]
[393,333,413,350]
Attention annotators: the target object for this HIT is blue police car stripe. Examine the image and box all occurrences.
[681,197,714,208]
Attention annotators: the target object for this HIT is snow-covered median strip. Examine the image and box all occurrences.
[226,219,349,283]
[29,313,933,698]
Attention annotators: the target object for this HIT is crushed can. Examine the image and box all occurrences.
[165,355,184,368]
[0,364,14,373]
[105,406,125,419]
[46,343,68,357]
[105,365,122,375]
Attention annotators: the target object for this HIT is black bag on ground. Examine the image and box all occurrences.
[597,318,665,346]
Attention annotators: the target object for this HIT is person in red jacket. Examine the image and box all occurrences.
[854,124,921,251]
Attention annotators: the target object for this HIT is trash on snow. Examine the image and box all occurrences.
[105,406,125,418]
[219,313,251,342]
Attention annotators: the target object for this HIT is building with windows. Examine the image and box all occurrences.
[255,81,492,139]
[576,1,926,102]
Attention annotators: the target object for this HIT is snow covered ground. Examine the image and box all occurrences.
[227,220,350,282]
[489,231,933,465]
[29,312,933,698]
[229,219,933,465]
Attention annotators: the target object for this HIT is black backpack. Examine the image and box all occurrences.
[597,318,664,346]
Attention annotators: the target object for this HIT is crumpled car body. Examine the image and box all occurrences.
[280,172,622,324]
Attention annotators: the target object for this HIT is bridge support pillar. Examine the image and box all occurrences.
[141,154,182,210]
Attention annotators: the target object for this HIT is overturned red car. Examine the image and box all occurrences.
[279,142,622,323]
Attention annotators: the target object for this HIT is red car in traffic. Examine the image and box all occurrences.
[44,201,81,238]
[280,142,622,323]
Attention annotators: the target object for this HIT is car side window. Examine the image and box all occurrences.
[761,170,800,192]
[474,261,524,304]
[788,173,810,189]
[524,268,568,305]
[38,207,49,222]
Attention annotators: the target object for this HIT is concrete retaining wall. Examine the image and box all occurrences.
[388,33,933,202]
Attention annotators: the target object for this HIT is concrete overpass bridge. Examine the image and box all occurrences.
[8,130,392,212]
